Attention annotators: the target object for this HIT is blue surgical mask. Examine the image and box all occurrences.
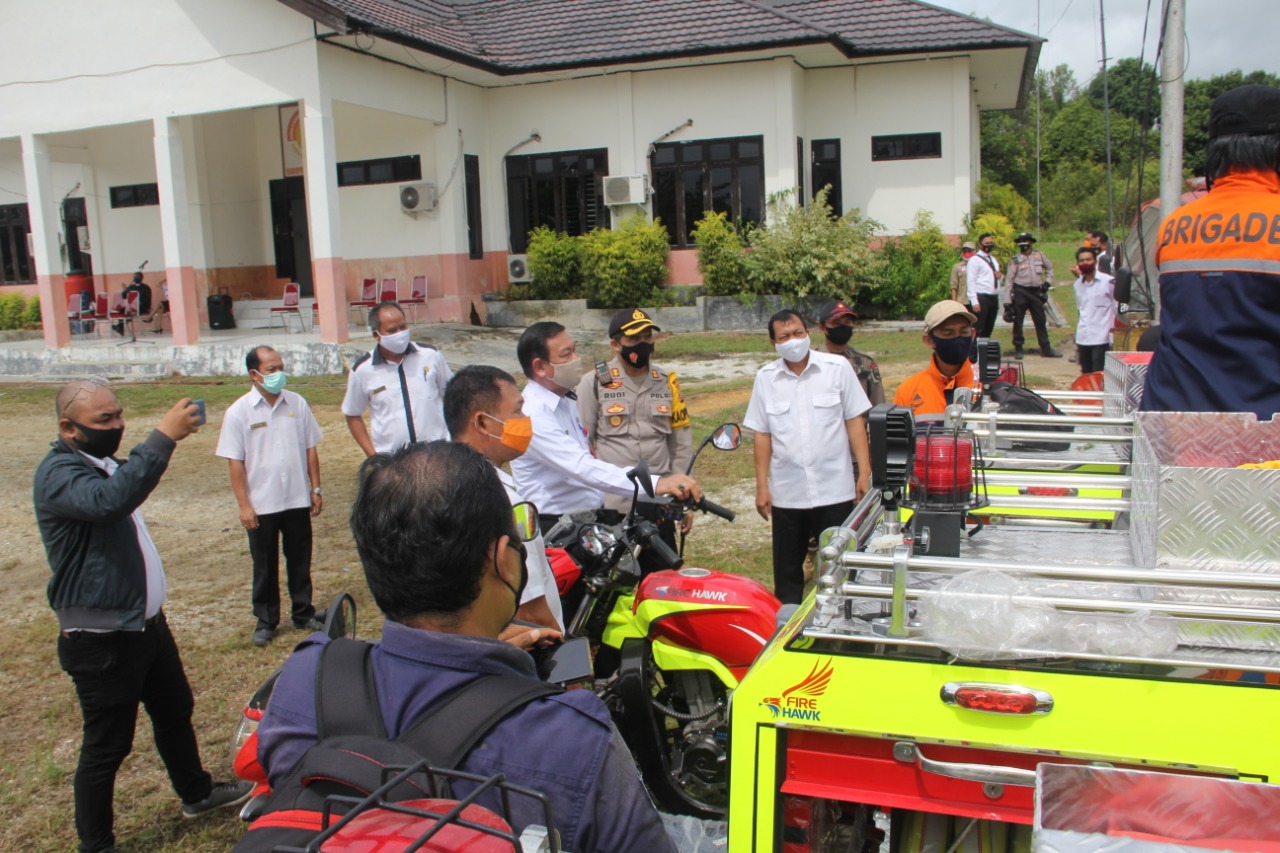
[930,334,972,367]
[257,371,287,394]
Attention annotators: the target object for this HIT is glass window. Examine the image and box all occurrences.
[505,148,610,254]
[0,203,34,284]
[871,133,942,162]
[109,183,160,209]
[650,135,764,248]
[336,155,422,187]
[811,139,843,217]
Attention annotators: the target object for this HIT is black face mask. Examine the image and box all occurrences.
[930,334,972,367]
[620,341,653,368]
[497,540,530,622]
[980,244,995,253]
[68,420,124,459]
[824,325,854,346]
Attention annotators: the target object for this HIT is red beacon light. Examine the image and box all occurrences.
[941,682,1053,715]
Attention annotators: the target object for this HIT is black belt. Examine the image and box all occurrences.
[60,610,162,637]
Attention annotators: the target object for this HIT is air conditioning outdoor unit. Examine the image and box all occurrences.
[508,254,532,284]
[603,175,647,206]
[400,182,438,218]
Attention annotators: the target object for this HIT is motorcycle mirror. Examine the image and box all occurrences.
[323,592,357,641]
[711,423,741,451]
[627,458,656,499]
[1113,267,1132,303]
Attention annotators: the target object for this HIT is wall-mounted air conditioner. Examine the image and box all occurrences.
[508,254,532,284]
[400,182,438,217]
[602,175,647,206]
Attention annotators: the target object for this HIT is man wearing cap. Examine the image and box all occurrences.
[1142,84,1280,420]
[577,308,694,551]
[949,242,975,303]
[893,300,978,420]
[815,300,885,407]
[1005,232,1061,360]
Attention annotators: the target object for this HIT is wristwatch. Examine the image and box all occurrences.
[312,487,324,496]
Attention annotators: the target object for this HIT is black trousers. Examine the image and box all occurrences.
[57,613,212,852]
[1011,286,1052,353]
[1078,343,1111,374]
[771,501,854,605]
[974,293,999,339]
[247,506,314,630]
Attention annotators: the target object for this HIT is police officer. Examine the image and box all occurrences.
[815,300,884,406]
[1005,232,1062,359]
[577,308,694,550]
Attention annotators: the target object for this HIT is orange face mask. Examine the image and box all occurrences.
[483,413,534,455]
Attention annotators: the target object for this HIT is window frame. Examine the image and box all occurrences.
[870,132,942,162]
[464,154,483,260]
[810,138,843,217]
[0,203,34,285]
[109,183,160,209]
[650,135,765,249]
[505,148,609,254]
[336,154,423,188]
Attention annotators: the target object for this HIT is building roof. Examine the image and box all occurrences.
[279,0,1040,76]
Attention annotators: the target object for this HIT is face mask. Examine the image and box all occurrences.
[775,337,811,364]
[620,341,653,368]
[980,244,995,253]
[379,328,412,355]
[482,413,534,455]
[257,371,287,395]
[548,355,585,391]
[497,540,530,623]
[930,333,972,367]
[824,325,854,346]
[1078,263,1096,275]
[69,420,124,459]
[1018,244,1032,252]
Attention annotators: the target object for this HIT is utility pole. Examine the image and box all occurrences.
[1099,0,1116,240]
[1035,0,1041,234]
[1157,0,1186,321]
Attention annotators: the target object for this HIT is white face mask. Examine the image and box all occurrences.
[379,328,412,355]
[775,337,811,364]
[548,355,585,391]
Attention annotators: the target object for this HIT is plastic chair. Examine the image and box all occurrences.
[379,278,398,304]
[349,277,377,323]
[403,275,427,321]
[269,282,306,333]
[67,295,93,339]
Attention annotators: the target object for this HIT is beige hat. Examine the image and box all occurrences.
[923,300,977,334]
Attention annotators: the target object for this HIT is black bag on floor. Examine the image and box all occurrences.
[985,381,1073,452]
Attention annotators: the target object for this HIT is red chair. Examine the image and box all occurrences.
[269,282,306,333]
[403,275,427,321]
[96,292,132,338]
[379,278,398,304]
[349,277,377,323]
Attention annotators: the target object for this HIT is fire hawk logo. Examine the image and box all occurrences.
[760,658,833,722]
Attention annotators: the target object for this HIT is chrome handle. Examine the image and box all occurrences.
[892,741,1037,787]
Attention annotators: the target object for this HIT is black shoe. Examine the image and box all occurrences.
[1014,349,1024,360]
[252,627,275,647]
[293,609,326,632]
[1040,349,1063,358]
[182,780,253,818]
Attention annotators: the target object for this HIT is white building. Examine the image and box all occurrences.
[0,0,1039,349]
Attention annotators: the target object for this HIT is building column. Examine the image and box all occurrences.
[769,57,801,203]
[154,116,200,346]
[301,97,348,343]
[20,133,68,349]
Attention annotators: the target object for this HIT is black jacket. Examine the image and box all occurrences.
[34,430,175,631]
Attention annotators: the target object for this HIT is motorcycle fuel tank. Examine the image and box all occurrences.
[636,568,781,678]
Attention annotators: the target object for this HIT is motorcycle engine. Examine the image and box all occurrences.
[669,671,729,791]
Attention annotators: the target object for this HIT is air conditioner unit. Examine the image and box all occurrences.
[508,254,532,284]
[603,175,647,206]
[400,182,437,217]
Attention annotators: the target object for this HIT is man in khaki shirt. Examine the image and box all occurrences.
[949,241,975,302]
[577,308,694,551]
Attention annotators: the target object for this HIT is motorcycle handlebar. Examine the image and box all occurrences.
[695,497,736,522]
[634,519,683,571]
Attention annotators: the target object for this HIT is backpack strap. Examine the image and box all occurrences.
[315,638,388,740]
[396,674,563,768]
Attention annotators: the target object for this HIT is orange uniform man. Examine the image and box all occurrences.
[894,300,977,419]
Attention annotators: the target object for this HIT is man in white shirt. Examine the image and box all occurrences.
[342,302,453,456]
[217,346,324,647]
[445,364,564,632]
[1071,246,1117,375]
[509,321,701,532]
[744,309,872,604]
[966,232,1002,341]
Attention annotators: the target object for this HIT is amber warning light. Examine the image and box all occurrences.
[941,682,1053,715]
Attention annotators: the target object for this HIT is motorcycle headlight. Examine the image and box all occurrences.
[579,524,617,557]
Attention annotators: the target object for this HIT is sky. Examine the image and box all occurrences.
[926,0,1279,89]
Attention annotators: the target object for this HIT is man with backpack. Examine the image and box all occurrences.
[251,440,673,853]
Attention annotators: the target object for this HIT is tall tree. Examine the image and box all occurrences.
[1085,58,1159,128]
[1184,69,1280,175]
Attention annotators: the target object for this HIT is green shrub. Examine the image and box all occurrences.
[975,179,1033,228]
[0,293,25,330]
[869,211,956,317]
[525,226,583,299]
[968,212,1017,263]
[692,211,752,296]
[580,214,670,309]
[21,295,41,328]
[747,187,882,303]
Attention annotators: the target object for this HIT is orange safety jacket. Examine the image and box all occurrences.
[1142,169,1280,419]
[893,356,976,419]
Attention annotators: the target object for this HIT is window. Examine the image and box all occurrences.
[505,148,609,254]
[871,132,942,162]
[337,155,422,187]
[464,154,483,260]
[0,204,33,284]
[651,135,763,248]
[811,139,842,217]
[109,183,160,208]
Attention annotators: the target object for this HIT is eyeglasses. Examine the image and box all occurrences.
[512,501,540,542]
[60,375,111,418]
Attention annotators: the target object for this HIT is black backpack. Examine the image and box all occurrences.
[985,381,1073,452]
[233,638,562,852]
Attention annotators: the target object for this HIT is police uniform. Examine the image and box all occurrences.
[833,347,885,407]
[576,356,693,514]
[1006,245,1056,356]
[341,342,452,453]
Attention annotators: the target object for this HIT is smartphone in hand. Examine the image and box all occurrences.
[192,399,207,426]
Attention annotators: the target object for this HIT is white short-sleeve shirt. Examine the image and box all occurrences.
[215,388,323,516]
[496,466,564,633]
[1073,272,1117,346]
[341,342,453,453]
[743,351,871,509]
